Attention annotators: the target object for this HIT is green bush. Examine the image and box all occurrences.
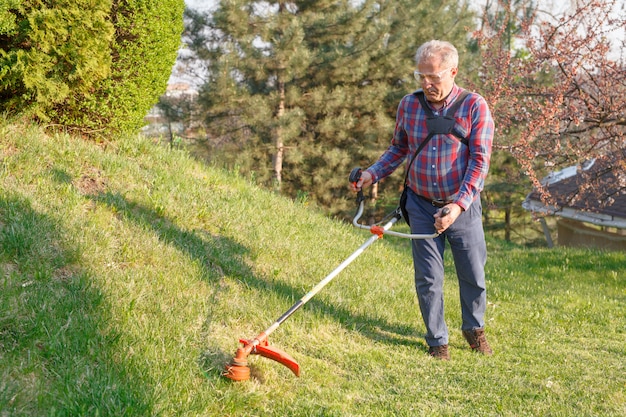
[0,0,184,135]
[0,0,20,35]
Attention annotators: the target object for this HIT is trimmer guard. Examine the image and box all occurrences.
[241,338,300,377]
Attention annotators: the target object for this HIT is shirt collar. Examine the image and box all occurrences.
[440,84,461,109]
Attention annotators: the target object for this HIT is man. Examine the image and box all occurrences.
[351,40,495,360]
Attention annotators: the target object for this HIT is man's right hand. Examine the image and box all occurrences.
[350,170,373,192]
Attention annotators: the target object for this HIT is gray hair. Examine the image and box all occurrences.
[414,40,459,68]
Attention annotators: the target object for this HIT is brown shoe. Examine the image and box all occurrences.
[428,344,450,360]
[462,328,493,355]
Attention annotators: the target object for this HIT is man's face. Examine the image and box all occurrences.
[415,58,457,104]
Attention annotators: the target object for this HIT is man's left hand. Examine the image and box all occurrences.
[434,204,463,234]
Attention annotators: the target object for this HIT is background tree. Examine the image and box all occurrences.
[467,0,539,242]
[0,0,185,135]
[471,0,626,211]
[184,0,477,217]
[482,151,531,242]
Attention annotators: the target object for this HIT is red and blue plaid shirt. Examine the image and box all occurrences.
[367,85,494,210]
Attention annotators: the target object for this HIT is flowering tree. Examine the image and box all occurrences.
[470,0,625,206]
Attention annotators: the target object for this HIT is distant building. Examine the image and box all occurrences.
[164,82,199,99]
[522,155,626,250]
[142,82,199,138]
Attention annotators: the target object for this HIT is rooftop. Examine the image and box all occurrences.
[522,154,626,229]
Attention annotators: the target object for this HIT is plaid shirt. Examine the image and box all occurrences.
[367,85,494,210]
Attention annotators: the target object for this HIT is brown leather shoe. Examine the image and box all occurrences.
[462,328,493,355]
[428,344,450,360]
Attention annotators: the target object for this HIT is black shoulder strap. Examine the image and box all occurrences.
[415,90,470,145]
[445,90,470,116]
[403,90,471,186]
[414,89,435,118]
[402,126,435,186]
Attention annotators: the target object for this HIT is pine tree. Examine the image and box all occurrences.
[186,0,476,216]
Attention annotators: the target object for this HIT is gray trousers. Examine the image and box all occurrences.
[405,188,488,347]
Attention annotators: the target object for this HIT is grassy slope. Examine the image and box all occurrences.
[0,123,624,417]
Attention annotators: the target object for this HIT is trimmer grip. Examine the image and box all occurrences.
[349,167,362,185]
[349,167,364,206]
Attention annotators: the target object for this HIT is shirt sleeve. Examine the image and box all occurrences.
[454,95,494,210]
[365,96,411,183]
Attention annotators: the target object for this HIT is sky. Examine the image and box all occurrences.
[167,1,216,86]
[185,0,217,12]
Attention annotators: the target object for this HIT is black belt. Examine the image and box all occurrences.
[416,194,450,208]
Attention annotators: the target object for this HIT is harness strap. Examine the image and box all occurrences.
[403,90,471,184]
[415,90,470,146]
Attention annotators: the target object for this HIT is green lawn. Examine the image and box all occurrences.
[1,122,624,416]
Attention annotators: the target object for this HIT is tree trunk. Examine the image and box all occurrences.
[273,79,285,190]
[505,206,511,242]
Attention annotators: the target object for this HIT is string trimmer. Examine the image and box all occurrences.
[223,168,449,381]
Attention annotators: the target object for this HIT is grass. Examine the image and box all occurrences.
[0,121,624,416]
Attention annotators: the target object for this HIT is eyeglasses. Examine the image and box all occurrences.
[413,67,453,83]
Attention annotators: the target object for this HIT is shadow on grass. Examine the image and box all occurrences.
[85,190,255,379]
[86,191,429,383]
[0,193,153,416]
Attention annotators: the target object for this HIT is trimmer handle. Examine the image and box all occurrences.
[349,167,362,184]
[349,167,365,206]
